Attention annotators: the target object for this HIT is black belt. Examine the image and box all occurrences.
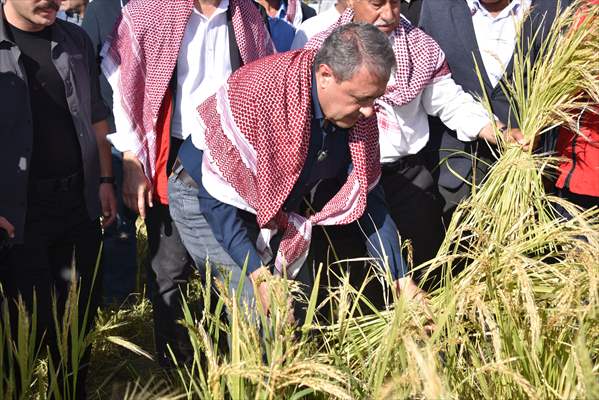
[29,170,84,193]
[172,158,199,189]
[381,153,425,175]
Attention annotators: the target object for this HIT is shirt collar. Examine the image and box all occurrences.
[276,0,288,20]
[311,67,324,121]
[193,0,230,19]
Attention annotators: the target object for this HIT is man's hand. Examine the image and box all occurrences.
[122,151,153,218]
[0,216,15,239]
[99,183,117,228]
[395,277,435,334]
[478,123,530,151]
[250,266,272,315]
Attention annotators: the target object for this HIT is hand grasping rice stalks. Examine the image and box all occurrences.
[317,2,599,398]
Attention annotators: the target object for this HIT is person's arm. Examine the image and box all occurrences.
[290,22,309,50]
[197,177,265,276]
[422,75,527,148]
[86,32,117,227]
[98,11,152,217]
[197,166,272,313]
[93,120,117,227]
[0,216,15,239]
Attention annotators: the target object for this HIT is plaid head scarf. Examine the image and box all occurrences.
[305,9,451,136]
[198,50,381,277]
[101,0,274,180]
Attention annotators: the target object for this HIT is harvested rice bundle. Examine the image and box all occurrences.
[441,0,599,254]
[322,2,599,398]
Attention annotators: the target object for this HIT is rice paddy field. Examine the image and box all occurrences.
[1,2,598,399]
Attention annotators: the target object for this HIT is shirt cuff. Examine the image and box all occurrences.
[107,131,136,153]
[455,109,492,142]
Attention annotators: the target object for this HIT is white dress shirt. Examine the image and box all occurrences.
[466,0,531,88]
[109,0,232,152]
[290,5,341,49]
[171,0,232,143]
[378,69,491,164]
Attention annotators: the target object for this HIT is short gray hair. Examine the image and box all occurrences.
[315,22,396,82]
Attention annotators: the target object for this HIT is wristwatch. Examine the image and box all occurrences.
[99,176,116,185]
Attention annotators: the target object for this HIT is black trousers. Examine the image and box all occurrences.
[380,155,445,271]
[0,188,101,399]
[145,203,196,367]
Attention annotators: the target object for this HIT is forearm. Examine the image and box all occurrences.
[93,119,113,177]
[198,182,264,275]
[423,76,494,142]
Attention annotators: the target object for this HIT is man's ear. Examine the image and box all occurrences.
[316,63,335,89]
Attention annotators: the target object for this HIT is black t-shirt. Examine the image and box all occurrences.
[7,23,82,179]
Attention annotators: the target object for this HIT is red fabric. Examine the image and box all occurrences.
[555,2,599,197]
[198,50,381,275]
[556,109,599,197]
[102,0,274,183]
[153,89,174,205]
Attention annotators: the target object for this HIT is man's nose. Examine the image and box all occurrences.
[379,2,395,22]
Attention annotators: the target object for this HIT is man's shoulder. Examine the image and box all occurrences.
[55,19,92,46]
[297,8,338,34]
[84,0,123,16]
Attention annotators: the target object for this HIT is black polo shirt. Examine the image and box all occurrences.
[0,7,110,243]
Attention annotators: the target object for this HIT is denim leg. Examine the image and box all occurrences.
[167,173,255,306]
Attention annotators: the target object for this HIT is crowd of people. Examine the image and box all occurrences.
[0,0,596,398]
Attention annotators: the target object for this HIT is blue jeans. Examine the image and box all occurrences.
[167,168,255,306]
[101,149,137,305]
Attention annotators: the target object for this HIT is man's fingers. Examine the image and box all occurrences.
[102,202,117,228]
[123,191,137,213]
[0,217,15,238]
[137,186,147,219]
[146,186,154,209]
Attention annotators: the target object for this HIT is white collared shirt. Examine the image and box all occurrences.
[109,0,232,152]
[377,30,492,163]
[377,72,491,163]
[290,5,341,49]
[466,0,531,88]
[171,0,232,143]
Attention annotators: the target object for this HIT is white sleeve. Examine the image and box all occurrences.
[107,100,137,153]
[290,27,309,50]
[422,75,493,142]
[105,72,138,153]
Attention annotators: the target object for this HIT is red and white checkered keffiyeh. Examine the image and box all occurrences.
[198,50,381,277]
[305,9,450,135]
[101,0,274,180]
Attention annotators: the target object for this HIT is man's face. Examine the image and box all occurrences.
[350,0,401,34]
[316,64,388,128]
[4,0,62,31]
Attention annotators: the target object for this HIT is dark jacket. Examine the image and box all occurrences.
[0,8,109,243]
[419,0,565,190]
[81,0,129,133]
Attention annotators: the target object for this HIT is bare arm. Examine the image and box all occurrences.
[94,120,117,227]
